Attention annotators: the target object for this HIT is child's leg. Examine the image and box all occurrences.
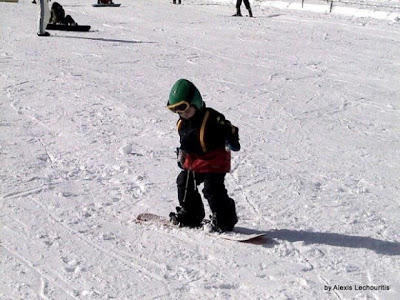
[202,173,238,231]
[173,171,205,226]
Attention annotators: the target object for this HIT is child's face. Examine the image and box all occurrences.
[179,106,196,120]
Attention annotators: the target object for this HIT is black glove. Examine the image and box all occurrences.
[226,141,241,152]
[176,148,187,169]
[226,126,240,152]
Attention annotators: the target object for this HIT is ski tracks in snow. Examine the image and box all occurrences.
[1,194,175,299]
[2,1,399,299]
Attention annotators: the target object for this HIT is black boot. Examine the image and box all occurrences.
[232,9,242,17]
[37,32,50,37]
[169,207,203,228]
[248,9,253,17]
[210,211,238,233]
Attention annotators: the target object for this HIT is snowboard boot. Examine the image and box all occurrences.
[210,212,238,233]
[169,207,203,228]
[232,9,242,17]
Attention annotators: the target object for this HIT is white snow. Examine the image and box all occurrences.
[1,0,400,299]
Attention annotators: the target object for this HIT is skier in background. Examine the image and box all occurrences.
[167,79,241,232]
[233,0,253,17]
[37,0,50,36]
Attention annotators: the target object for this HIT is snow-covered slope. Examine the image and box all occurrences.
[1,0,399,299]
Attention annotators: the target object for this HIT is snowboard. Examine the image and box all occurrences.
[136,213,267,243]
[46,24,91,32]
[92,3,121,7]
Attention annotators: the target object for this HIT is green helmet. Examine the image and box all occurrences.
[168,79,204,110]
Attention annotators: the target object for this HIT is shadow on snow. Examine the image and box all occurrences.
[263,228,400,256]
[57,35,157,44]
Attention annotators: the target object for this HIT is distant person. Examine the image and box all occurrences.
[50,2,77,25]
[37,0,50,36]
[233,0,253,17]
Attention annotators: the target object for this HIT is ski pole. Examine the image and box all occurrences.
[182,169,191,203]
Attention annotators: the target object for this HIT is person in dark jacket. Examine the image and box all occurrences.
[167,79,240,232]
[49,2,77,25]
[233,0,253,17]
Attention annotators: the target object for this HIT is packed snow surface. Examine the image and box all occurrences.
[1,0,399,299]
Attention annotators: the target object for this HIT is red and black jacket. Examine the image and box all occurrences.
[177,107,239,173]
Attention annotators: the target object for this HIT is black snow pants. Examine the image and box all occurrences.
[176,170,238,230]
[236,0,251,11]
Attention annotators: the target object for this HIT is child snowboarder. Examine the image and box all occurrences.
[167,79,240,232]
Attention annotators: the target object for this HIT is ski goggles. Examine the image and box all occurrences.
[167,100,191,114]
